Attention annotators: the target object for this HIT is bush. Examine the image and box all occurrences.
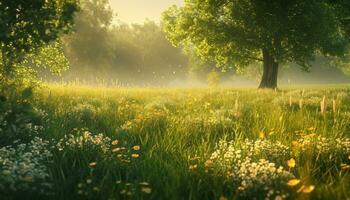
[0,86,45,146]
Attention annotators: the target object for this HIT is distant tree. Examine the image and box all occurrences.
[0,0,78,80]
[62,0,114,77]
[162,0,350,89]
[207,70,220,88]
[110,21,188,84]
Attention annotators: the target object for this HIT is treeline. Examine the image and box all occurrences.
[41,0,350,86]
[46,0,189,86]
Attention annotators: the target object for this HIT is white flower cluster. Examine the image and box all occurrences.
[0,137,53,194]
[294,135,350,158]
[237,158,293,199]
[56,129,112,153]
[210,139,290,166]
[209,139,293,199]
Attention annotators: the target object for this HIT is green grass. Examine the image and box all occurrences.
[9,85,350,199]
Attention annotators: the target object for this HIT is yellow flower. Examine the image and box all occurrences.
[307,127,315,131]
[301,185,315,193]
[141,187,152,194]
[205,159,213,167]
[292,141,298,145]
[112,140,119,145]
[259,131,265,139]
[287,179,301,187]
[287,158,296,168]
[341,164,350,170]
[133,145,141,151]
[89,162,97,168]
[131,154,140,158]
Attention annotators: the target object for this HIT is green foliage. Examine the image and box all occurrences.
[1,41,71,86]
[0,86,45,146]
[62,0,113,69]
[61,0,188,85]
[161,1,350,73]
[0,0,78,77]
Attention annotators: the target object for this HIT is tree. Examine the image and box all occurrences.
[110,21,188,85]
[62,0,114,77]
[162,0,350,89]
[0,0,78,80]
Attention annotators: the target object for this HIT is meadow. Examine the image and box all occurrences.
[1,84,350,200]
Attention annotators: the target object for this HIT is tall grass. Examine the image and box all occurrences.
[7,84,350,199]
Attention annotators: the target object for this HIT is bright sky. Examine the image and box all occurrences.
[109,0,183,24]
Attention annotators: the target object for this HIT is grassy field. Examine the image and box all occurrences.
[2,84,350,200]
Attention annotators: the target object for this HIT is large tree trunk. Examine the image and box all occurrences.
[259,49,279,89]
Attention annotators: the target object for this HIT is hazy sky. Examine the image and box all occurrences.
[109,0,183,24]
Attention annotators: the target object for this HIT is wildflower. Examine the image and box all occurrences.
[112,140,119,145]
[205,159,213,167]
[139,182,149,186]
[78,183,83,188]
[301,185,315,193]
[259,131,265,139]
[89,162,97,168]
[119,147,126,150]
[116,181,122,184]
[238,186,245,191]
[93,187,99,191]
[141,187,152,194]
[307,127,315,131]
[341,164,350,170]
[287,158,296,168]
[287,179,300,187]
[86,179,92,184]
[131,154,140,158]
[132,145,141,151]
[189,164,198,170]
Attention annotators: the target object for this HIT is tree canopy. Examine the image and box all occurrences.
[61,0,188,85]
[0,0,79,77]
[162,0,350,88]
